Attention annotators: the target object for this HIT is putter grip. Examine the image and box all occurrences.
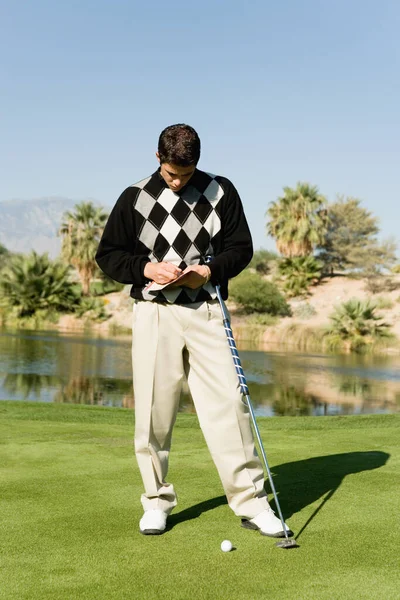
[223,319,249,396]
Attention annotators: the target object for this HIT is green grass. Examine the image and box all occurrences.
[0,402,399,600]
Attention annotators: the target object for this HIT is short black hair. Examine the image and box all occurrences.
[158,124,201,166]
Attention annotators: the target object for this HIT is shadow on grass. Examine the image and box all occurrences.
[167,451,389,537]
[268,451,390,539]
[167,495,227,530]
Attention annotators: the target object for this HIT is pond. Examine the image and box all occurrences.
[0,328,399,416]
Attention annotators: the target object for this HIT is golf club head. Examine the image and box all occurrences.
[275,538,299,549]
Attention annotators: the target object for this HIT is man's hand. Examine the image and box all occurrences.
[144,262,182,285]
[169,265,210,289]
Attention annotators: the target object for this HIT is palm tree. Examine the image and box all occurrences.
[278,256,323,297]
[325,299,392,351]
[267,183,329,257]
[60,202,108,295]
[0,242,10,269]
[0,251,77,317]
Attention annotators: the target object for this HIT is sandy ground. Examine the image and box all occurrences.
[57,286,133,334]
[57,275,400,344]
[283,274,400,337]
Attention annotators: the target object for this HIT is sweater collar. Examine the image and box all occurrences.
[154,167,200,194]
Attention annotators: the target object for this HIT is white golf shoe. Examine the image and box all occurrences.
[139,509,169,535]
[241,508,293,538]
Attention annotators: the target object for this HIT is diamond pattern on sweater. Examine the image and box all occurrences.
[192,197,213,224]
[133,172,224,303]
[183,212,203,240]
[153,233,170,261]
[135,189,156,219]
[148,202,168,230]
[204,178,224,203]
[157,188,181,213]
[171,198,191,225]
[139,221,159,250]
[181,186,202,205]
[193,227,211,252]
[161,215,182,244]
[171,229,192,259]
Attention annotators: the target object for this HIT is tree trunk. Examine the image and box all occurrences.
[79,267,91,296]
[82,275,91,296]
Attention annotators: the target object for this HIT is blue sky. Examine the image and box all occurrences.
[2,0,399,251]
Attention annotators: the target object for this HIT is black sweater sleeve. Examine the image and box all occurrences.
[207,179,253,284]
[95,188,150,285]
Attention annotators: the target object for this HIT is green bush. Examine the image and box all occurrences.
[0,251,110,325]
[90,279,124,296]
[246,313,279,326]
[278,256,323,298]
[324,299,392,352]
[0,242,10,270]
[0,251,78,319]
[374,296,394,310]
[229,270,291,315]
[74,297,108,321]
[293,302,317,319]
[249,249,278,274]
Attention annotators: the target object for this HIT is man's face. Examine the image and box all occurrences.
[157,154,196,193]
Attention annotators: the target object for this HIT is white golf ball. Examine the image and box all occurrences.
[220,539,233,552]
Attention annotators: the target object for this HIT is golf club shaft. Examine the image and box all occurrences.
[214,284,290,540]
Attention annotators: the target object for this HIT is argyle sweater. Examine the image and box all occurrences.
[95,168,253,303]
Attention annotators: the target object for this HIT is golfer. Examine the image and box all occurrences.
[95,124,290,537]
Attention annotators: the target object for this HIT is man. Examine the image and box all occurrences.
[95,124,291,538]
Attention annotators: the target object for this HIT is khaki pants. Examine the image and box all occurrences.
[132,299,269,518]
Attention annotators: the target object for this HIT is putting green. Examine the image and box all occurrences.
[0,402,399,600]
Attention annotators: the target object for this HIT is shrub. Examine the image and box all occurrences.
[0,242,10,270]
[234,313,279,345]
[293,302,317,319]
[0,251,78,319]
[229,270,291,315]
[0,251,110,324]
[374,296,394,310]
[364,276,400,294]
[277,323,322,350]
[246,313,279,326]
[74,297,108,321]
[249,249,278,274]
[90,279,124,296]
[278,256,323,298]
[324,299,392,351]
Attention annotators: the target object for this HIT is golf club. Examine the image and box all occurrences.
[207,265,298,549]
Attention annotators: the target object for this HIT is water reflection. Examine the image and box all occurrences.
[240,349,400,416]
[0,328,399,416]
[2,372,134,407]
[53,376,133,407]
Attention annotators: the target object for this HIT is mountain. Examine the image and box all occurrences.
[0,197,108,258]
